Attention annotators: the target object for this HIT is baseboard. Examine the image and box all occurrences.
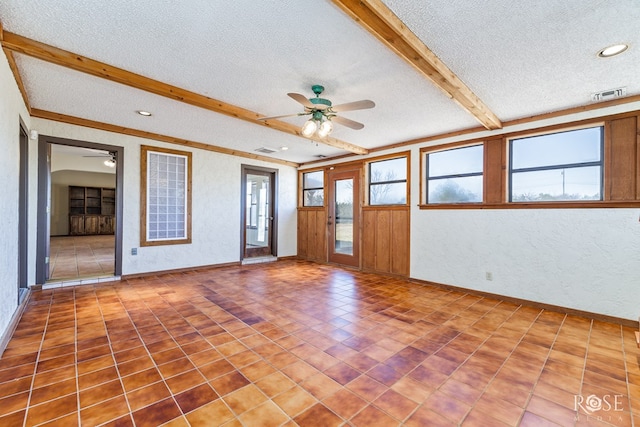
[121,261,242,280]
[0,290,31,357]
[410,277,637,328]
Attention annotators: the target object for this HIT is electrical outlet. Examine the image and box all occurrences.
[485,272,493,281]
[131,248,138,256]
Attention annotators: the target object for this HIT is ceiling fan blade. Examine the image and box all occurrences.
[287,92,315,109]
[258,113,305,121]
[331,115,365,130]
[330,100,375,113]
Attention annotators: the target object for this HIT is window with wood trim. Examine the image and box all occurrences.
[425,145,483,203]
[509,126,603,202]
[368,156,408,205]
[302,170,324,207]
[140,145,192,246]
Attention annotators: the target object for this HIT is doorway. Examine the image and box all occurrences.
[36,136,124,284]
[241,165,277,259]
[328,168,360,268]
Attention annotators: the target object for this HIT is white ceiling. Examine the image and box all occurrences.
[1,0,638,164]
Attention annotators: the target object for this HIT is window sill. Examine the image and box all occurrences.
[418,200,640,210]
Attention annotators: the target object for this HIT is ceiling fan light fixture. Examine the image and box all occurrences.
[104,158,116,167]
[317,119,333,138]
[301,119,318,137]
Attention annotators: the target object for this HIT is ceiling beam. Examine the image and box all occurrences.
[332,0,502,130]
[31,109,300,168]
[1,30,369,155]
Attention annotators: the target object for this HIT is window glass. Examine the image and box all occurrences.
[510,127,603,202]
[426,145,483,203]
[141,145,191,246]
[369,156,407,205]
[303,170,324,206]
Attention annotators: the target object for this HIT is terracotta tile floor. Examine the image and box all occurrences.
[49,235,115,281]
[1,260,638,426]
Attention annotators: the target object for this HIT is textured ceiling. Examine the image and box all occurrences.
[1,0,639,164]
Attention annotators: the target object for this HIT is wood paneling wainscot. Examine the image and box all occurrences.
[362,206,409,276]
[297,208,327,262]
[607,115,638,201]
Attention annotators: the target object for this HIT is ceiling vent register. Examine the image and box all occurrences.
[591,87,626,102]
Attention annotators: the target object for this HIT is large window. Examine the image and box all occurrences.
[302,170,324,207]
[426,145,483,203]
[141,145,192,246]
[368,156,408,205]
[509,126,603,202]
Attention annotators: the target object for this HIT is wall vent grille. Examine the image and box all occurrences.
[254,147,278,154]
[591,87,626,102]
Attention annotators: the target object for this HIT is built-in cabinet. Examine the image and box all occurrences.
[69,186,115,235]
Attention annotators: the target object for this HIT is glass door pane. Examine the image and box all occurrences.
[244,172,273,257]
[328,168,359,268]
[334,178,354,255]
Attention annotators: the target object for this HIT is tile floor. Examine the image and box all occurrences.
[0,260,638,426]
[49,235,115,281]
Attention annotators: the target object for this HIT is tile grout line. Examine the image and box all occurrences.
[514,311,570,426]
[21,290,55,427]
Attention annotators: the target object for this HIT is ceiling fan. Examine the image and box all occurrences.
[259,85,375,138]
[83,150,117,167]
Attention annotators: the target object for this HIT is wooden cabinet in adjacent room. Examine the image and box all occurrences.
[68,186,116,235]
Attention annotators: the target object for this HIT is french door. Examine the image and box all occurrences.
[328,168,360,267]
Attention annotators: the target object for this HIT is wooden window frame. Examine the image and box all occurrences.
[421,143,484,205]
[140,145,192,246]
[299,167,326,208]
[419,111,640,210]
[365,151,410,207]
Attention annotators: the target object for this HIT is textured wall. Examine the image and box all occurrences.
[33,118,298,276]
[0,53,31,340]
[411,208,640,321]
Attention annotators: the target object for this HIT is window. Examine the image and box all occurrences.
[426,145,483,203]
[368,156,407,205]
[141,145,192,246]
[302,170,324,206]
[509,127,603,202]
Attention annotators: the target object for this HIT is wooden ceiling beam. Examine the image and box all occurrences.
[1,31,368,155]
[31,109,300,168]
[332,0,502,130]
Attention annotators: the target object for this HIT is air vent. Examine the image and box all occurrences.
[254,147,278,154]
[316,154,327,158]
[591,87,626,102]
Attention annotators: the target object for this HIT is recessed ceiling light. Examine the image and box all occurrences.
[280,146,289,151]
[598,44,629,58]
[136,110,152,116]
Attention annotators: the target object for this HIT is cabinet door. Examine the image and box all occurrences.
[99,215,114,234]
[84,215,99,234]
[69,215,85,235]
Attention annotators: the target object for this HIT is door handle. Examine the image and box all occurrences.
[327,221,332,225]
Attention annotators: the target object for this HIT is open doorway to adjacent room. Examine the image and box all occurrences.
[37,137,123,284]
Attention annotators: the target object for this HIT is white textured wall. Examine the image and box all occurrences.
[0,53,31,339]
[411,204,640,321]
[32,118,298,276]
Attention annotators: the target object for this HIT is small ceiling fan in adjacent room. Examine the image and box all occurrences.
[83,151,117,167]
[259,85,375,138]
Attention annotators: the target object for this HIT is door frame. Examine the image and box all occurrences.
[36,135,124,284]
[18,121,29,302]
[240,165,278,260]
[327,167,361,268]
